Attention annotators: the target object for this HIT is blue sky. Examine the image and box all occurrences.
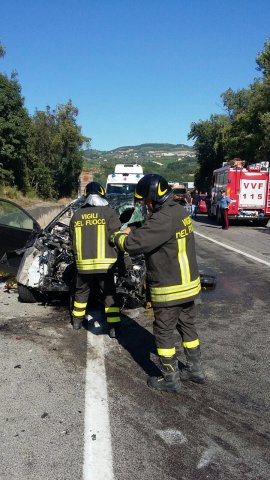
[1,0,270,150]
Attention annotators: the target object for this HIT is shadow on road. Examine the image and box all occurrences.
[118,312,161,377]
[84,306,160,377]
[193,214,222,230]
[253,227,270,235]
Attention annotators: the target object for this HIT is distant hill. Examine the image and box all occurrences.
[82,143,197,186]
[84,143,195,160]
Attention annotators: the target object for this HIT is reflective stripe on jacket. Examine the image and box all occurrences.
[114,196,201,307]
[70,205,121,274]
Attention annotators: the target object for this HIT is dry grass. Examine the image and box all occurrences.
[0,186,72,208]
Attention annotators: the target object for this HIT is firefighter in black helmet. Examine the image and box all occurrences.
[111,174,205,393]
[69,181,122,338]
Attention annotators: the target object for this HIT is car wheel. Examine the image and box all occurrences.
[18,284,39,303]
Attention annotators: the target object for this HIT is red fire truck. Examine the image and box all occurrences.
[209,159,270,225]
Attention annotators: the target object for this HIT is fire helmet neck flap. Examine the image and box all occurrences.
[134,174,171,204]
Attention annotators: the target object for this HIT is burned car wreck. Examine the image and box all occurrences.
[0,196,147,308]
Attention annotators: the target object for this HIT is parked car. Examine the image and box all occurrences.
[197,194,208,214]
[0,197,146,308]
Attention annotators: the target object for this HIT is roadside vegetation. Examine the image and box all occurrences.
[0,43,89,201]
[0,185,71,208]
[189,40,270,192]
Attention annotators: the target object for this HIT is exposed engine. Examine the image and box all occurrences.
[17,222,74,293]
[36,225,74,292]
[115,253,146,308]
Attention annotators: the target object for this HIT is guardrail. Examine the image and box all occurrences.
[26,204,64,228]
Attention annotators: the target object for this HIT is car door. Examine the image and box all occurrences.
[0,198,41,274]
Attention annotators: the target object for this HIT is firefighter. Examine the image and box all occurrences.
[111,174,205,393]
[69,182,122,338]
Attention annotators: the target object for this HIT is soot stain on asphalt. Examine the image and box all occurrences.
[0,311,87,368]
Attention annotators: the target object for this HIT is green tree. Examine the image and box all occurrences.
[221,87,252,118]
[0,43,89,198]
[28,108,57,197]
[188,40,270,188]
[222,79,270,163]
[0,72,31,192]
[29,101,90,198]
[256,39,270,78]
[188,115,230,191]
[54,101,90,197]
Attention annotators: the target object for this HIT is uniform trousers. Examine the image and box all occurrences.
[221,208,229,230]
[153,301,199,353]
[72,272,120,324]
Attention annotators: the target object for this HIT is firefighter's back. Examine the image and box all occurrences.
[70,205,120,274]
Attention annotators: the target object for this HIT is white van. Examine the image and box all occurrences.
[106,164,144,195]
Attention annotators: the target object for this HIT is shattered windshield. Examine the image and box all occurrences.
[107,193,146,228]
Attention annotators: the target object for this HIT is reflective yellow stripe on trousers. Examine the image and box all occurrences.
[157,347,176,357]
[182,339,200,348]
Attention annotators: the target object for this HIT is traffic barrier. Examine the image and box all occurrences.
[26,204,63,228]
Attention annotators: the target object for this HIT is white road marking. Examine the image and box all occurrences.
[194,231,270,267]
[83,331,114,480]
[157,429,187,445]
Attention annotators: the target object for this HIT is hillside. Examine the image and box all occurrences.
[83,143,198,186]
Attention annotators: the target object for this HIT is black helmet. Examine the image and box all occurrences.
[84,181,105,198]
[134,174,171,204]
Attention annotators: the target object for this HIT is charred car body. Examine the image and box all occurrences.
[0,196,147,308]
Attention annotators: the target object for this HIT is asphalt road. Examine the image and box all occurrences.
[0,215,270,480]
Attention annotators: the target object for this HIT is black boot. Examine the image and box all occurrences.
[147,356,181,393]
[180,346,205,384]
[73,318,82,330]
[108,323,121,339]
